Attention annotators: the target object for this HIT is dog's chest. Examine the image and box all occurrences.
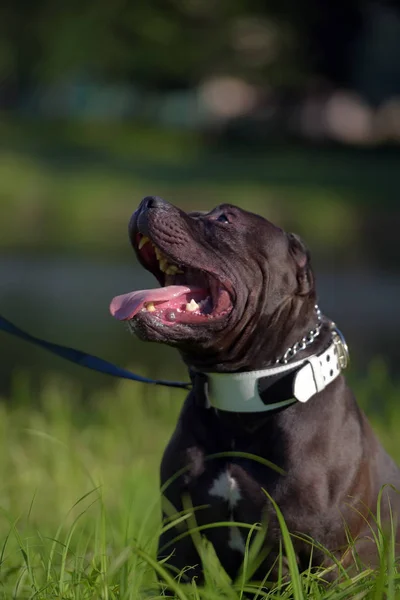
[207,468,246,553]
[209,470,242,509]
[188,459,266,556]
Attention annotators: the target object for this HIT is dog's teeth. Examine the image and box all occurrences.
[186,299,199,312]
[145,302,156,312]
[159,259,168,273]
[165,265,184,275]
[166,265,178,275]
[154,247,162,260]
[138,236,150,250]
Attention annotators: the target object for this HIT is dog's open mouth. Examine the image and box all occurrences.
[110,233,233,327]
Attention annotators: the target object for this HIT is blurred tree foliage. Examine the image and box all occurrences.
[0,0,365,103]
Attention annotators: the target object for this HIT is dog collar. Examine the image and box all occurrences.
[193,326,349,413]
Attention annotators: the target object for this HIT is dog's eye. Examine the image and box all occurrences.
[216,214,230,223]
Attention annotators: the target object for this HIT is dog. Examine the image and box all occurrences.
[110,196,400,583]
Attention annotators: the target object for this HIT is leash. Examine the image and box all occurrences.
[0,314,191,390]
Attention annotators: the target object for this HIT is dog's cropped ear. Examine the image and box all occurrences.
[287,233,313,295]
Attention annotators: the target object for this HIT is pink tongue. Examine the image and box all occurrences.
[110,285,197,321]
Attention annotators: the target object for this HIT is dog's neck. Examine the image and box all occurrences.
[181,295,319,373]
[270,304,322,365]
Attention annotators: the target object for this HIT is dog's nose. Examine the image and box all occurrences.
[142,196,168,210]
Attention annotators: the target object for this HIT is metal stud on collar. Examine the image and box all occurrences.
[277,305,322,365]
[331,324,350,369]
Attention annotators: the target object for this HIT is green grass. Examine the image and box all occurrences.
[0,368,400,598]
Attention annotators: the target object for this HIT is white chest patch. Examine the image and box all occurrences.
[209,471,242,509]
[208,471,245,555]
[229,526,246,554]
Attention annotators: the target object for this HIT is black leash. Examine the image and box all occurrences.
[0,314,191,390]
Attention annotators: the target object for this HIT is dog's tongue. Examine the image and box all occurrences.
[110,285,196,321]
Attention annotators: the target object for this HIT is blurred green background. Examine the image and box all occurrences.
[1,1,400,395]
[0,2,400,596]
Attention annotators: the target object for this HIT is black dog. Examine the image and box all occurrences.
[110,197,400,582]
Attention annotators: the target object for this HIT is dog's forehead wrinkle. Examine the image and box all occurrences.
[210,202,237,214]
[188,209,209,218]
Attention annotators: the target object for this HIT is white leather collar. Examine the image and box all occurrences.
[194,327,349,413]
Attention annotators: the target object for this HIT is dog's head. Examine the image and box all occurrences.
[110,197,317,371]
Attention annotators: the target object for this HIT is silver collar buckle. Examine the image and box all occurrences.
[331,324,350,370]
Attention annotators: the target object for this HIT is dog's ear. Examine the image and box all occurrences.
[287,233,313,295]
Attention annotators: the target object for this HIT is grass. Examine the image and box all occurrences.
[0,368,399,598]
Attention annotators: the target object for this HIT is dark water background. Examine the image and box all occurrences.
[0,256,398,398]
